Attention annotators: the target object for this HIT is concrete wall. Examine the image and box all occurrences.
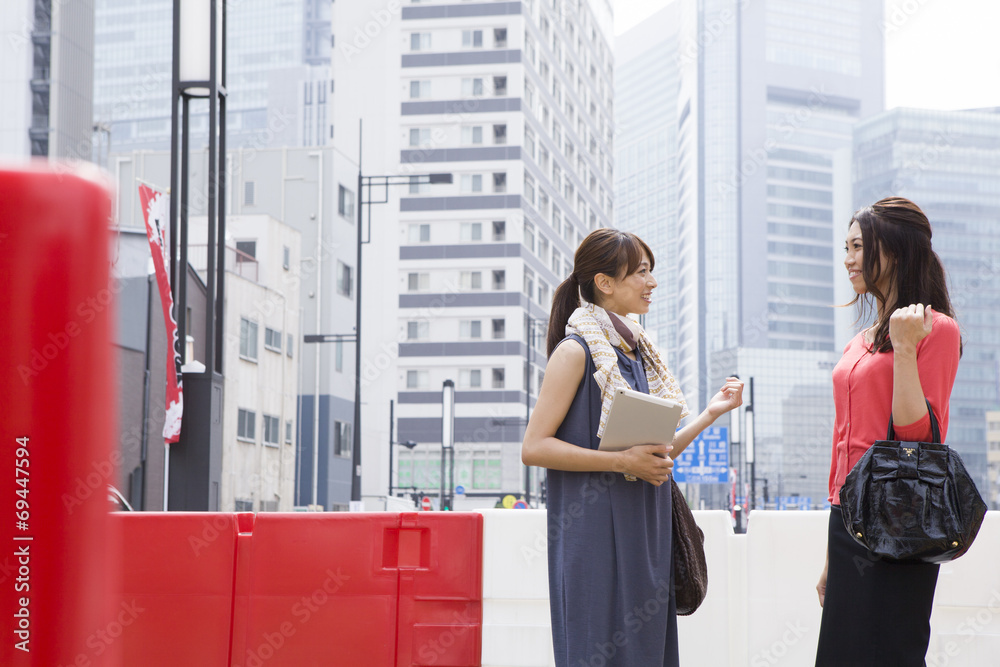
[479,509,1000,667]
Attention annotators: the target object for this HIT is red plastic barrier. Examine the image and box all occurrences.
[0,165,120,666]
[396,512,483,667]
[232,512,401,667]
[114,511,485,666]
[116,513,239,666]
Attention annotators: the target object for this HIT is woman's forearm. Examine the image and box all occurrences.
[522,436,625,473]
[892,343,929,427]
[669,409,716,457]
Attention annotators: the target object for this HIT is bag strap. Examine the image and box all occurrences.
[886,398,941,443]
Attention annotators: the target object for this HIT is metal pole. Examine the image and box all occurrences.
[524,315,533,505]
[351,120,363,505]
[744,378,757,509]
[440,380,455,510]
[388,399,394,497]
[311,152,324,509]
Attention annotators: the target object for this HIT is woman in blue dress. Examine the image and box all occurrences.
[521,229,743,666]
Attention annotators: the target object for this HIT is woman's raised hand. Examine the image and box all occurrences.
[706,377,744,418]
[889,303,933,351]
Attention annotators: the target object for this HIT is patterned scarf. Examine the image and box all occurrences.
[566,301,689,438]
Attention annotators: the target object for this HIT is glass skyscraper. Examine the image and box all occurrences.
[854,106,1000,498]
[616,0,885,508]
[94,0,317,153]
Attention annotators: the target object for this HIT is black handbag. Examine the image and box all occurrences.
[671,477,707,615]
[839,400,988,563]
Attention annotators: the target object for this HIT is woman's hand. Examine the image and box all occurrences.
[817,564,828,607]
[889,303,933,352]
[705,377,744,419]
[617,444,674,486]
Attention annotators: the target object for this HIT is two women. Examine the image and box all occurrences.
[521,196,959,666]
[521,229,743,666]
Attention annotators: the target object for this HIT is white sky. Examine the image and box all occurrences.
[613,0,1000,111]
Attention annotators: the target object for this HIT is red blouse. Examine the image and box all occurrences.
[827,311,961,504]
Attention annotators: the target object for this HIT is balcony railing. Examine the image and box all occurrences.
[188,244,258,283]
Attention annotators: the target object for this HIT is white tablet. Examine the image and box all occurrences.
[597,388,684,452]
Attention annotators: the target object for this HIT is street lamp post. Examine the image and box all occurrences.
[348,124,451,509]
[440,380,455,510]
[387,398,417,498]
[523,316,547,506]
[745,377,756,511]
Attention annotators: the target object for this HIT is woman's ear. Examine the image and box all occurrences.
[593,273,614,297]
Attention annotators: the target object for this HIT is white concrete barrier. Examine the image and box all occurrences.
[479,509,1000,667]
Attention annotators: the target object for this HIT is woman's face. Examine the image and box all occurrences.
[844,221,891,297]
[598,252,657,316]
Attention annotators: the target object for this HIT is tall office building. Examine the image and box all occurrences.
[616,0,884,507]
[331,0,615,507]
[0,0,94,159]
[93,0,325,153]
[854,106,1000,496]
[613,3,681,353]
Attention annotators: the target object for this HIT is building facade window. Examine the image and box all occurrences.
[407,272,430,291]
[408,223,431,243]
[410,32,431,51]
[237,408,256,441]
[407,321,429,340]
[491,368,505,389]
[263,415,280,446]
[462,29,483,48]
[338,185,355,219]
[264,327,282,352]
[333,421,353,457]
[492,318,505,339]
[406,370,429,389]
[460,271,482,290]
[460,222,482,242]
[337,261,354,298]
[492,269,506,290]
[285,419,293,444]
[240,318,258,361]
[460,320,482,339]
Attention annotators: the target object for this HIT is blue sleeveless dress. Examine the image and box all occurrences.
[546,335,678,667]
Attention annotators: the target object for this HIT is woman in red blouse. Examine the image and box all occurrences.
[814,197,961,666]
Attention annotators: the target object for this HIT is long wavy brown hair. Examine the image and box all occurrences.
[546,228,654,356]
[848,197,956,353]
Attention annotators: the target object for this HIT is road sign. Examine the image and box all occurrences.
[455,485,465,496]
[672,427,729,484]
[421,496,432,511]
[777,496,811,511]
[502,494,517,509]
[512,500,527,509]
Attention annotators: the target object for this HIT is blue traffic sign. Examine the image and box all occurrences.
[455,485,465,495]
[672,427,729,484]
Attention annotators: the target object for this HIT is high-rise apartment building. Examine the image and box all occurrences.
[330,0,615,508]
[854,106,1000,495]
[394,0,616,507]
[0,0,94,159]
[616,0,884,507]
[93,0,326,153]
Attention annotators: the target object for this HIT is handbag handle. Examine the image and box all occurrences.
[886,398,941,443]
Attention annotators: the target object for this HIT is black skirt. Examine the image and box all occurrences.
[815,505,939,667]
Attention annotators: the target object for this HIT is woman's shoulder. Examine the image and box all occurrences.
[921,309,961,351]
[551,335,589,362]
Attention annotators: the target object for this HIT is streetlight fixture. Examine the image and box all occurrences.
[350,119,452,509]
[440,380,455,511]
[167,0,227,510]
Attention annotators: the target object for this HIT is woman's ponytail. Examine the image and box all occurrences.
[547,274,580,356]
